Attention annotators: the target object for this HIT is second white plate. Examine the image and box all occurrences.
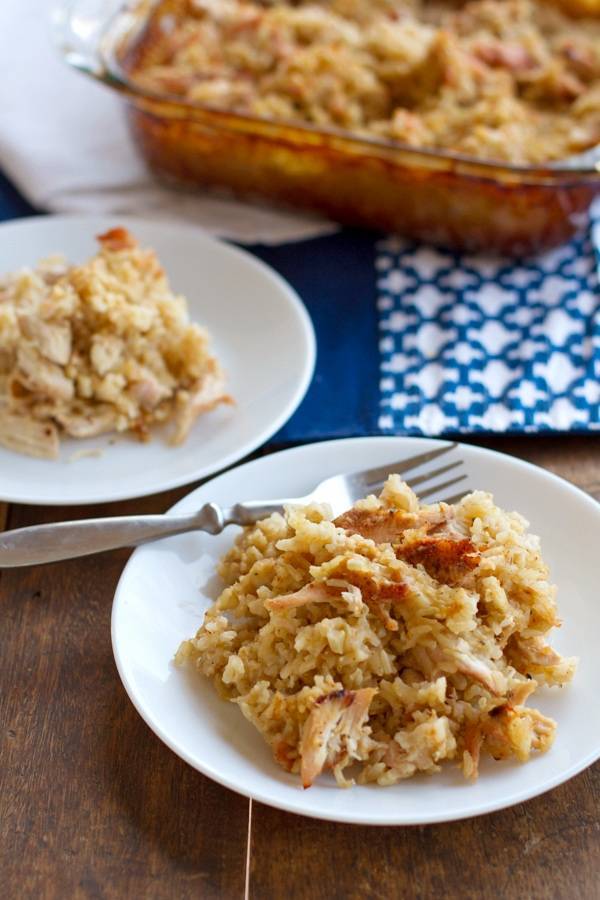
[112,437,600,825]
[0,215,315,504]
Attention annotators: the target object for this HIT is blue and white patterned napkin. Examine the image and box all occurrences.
[376,201,600,435]
[249,201,600,442]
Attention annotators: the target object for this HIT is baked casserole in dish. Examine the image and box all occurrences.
[57,0,600,253]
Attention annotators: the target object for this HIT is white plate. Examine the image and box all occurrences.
[0,215,315,505]
[112,436,600,825]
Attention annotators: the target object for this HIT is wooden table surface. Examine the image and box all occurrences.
[1,435,599,900]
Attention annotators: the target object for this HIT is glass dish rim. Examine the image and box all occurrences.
[73,0,600,182]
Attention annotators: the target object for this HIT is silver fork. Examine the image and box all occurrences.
[0,442,466,568]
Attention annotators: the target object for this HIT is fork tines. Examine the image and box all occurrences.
[361,442,467,503]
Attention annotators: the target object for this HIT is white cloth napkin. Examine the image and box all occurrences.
[0,1,335,244]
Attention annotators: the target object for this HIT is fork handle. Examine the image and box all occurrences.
[0,499,295,568]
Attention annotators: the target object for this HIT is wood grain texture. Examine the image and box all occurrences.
[251,763,600,900]
[0,502,7,531]
[0,436,598,899]
[0,489,248,900]
[463,434,600,501]
[249,435,600,900]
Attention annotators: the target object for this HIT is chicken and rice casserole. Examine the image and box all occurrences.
[131,0,600,165]
[0,228,231,459]
[177,476,576,788]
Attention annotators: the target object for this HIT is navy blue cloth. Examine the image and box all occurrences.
[246,231,380,442]
[0,171,37,220]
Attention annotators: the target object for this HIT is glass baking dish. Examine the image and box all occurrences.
[54,0,600,254]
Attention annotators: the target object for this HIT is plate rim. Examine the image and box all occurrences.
[0,213,316,505]
[111,435,600,825]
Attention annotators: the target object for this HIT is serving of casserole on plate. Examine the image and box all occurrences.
[111,437,600,825]
[0,215,315,505]
[177,472,576,790]
[59,0,600,252]
[0,226,231,459]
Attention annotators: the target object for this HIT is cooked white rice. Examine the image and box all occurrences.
[177,475,576,788]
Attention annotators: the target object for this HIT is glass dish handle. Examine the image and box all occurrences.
[50,0,126,82]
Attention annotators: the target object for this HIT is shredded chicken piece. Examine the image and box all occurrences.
[455,650,506,695]
[18,316,72,366]
[266,572,406,631]
[14,345,74,402]
[265,581,338,611]
[300,688,376,788]
[55,406,118,439]
[434,645,507,696]
[334,506,449,543]
[0,409,59,459]
[506,634,577,685]
[396,535,480,583]
[170,360,234,445]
